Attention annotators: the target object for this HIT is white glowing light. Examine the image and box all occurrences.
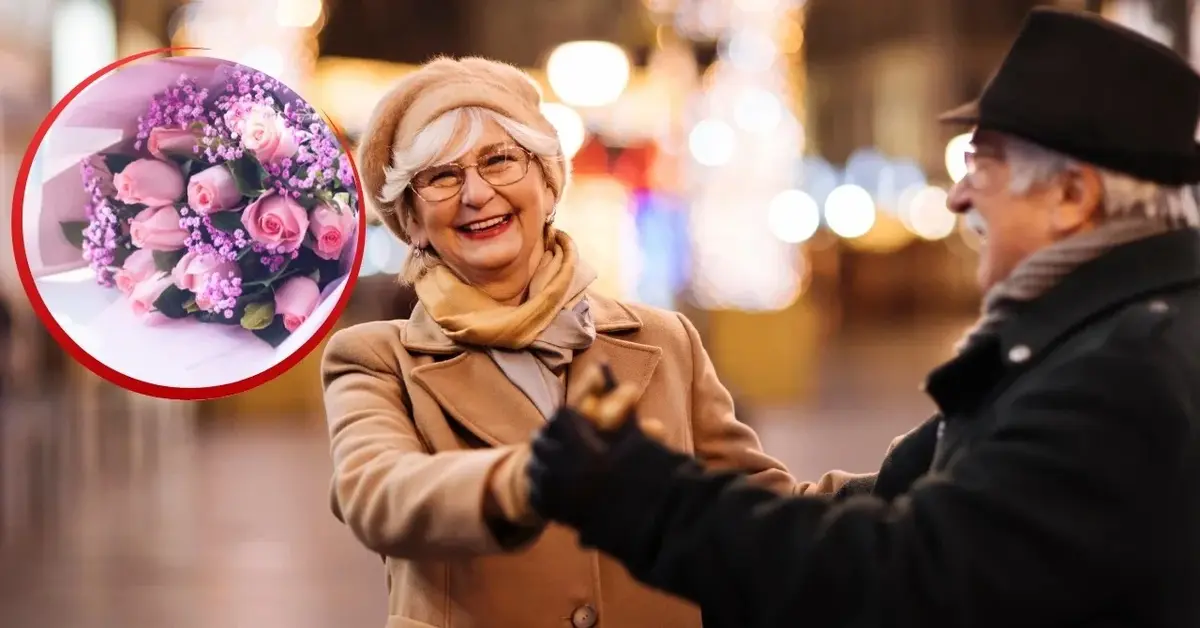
[276,0,323,28]
[824,184,876,239]
[546,41,631,108]
[51,0,117,103]
[945,133,973,183]
[239,45,286,79]
[905,186,956,240]
[767,189,820,243]
[540,103,587,159]
[725,32,777,71]
[733,88,782,134]
[688,119,735,167]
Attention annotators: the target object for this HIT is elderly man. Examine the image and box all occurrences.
[522,7,1200,628]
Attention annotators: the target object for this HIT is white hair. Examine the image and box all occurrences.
[378,106,561,205]
[1003,135,1200,227]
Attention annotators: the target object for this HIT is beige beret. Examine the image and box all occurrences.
[356,56,569,244]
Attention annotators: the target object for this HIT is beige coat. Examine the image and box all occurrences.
[321,292,867,628]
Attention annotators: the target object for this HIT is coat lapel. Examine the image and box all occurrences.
[401,292,661,447]
[410,351,547,447]
[565,293,662,414]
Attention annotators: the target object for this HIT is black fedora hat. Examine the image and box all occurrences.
[940,7,1200,185]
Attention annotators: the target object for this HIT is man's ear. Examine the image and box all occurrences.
[1052,166,1104,235]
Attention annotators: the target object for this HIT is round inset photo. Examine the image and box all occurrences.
[14,52,364,399]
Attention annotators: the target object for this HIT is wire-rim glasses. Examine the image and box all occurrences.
[409,145,534,202]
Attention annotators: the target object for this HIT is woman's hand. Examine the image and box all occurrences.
[526,363,666,523]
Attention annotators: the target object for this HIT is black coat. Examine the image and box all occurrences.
[530,229,1200,628]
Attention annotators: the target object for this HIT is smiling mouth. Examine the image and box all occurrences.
[457,213,513,234]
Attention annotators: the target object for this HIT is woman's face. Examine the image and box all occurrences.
[407,119,554,288]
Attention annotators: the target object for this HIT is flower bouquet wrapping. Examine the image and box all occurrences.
[27,56,360,387]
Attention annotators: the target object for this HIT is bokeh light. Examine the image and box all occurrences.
[767,189,821,243]
[546,41,632,108]
[824,184,876,239]
[540,103,587,158]
[945,132,973,182]
[688,119,736,166]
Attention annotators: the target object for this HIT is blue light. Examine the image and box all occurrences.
[633,191,691,308]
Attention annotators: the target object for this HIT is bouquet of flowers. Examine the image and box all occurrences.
[56,57,359,349]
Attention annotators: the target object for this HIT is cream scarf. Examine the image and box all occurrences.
[956,215,1175,352]
[413,231,598,418]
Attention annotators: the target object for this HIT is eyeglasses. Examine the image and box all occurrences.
[959,147,1003,190]
[409,145,534,202]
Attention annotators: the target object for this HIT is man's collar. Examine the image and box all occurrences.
[996,228,1200,362]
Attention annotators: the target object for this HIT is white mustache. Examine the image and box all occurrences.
[964,209,987,237]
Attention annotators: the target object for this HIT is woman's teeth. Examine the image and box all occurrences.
[459,215,511,232]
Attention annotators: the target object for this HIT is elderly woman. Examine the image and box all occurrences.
[523,9,1200,628]
[321,56,873,628]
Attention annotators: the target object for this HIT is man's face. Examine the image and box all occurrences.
[945,130,1099,291]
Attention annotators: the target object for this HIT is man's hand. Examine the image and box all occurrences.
[564,363,667,439]
[526,363,666,523]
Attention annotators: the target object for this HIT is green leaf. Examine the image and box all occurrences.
[152,248,187,272]
[208,210,244,235]
[224,157,266,198]
[242,265,294,288]
[59,221,89,249]
[175,158,197,180]
[252,316,291,348]
[152,284,192,319]
[333,192,350,210]
[111,245,133,267]
[240,301,275,331]
[103,153,136,174]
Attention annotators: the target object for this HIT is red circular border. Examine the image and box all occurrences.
[10,47,368,401]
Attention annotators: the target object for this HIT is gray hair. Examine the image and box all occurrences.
[379,106,560,205]
[1004,135,1200,227]
[379,106,561,284]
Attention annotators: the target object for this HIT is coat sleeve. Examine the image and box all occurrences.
[676,313,876,496]
[322,325,541,560]
[577,335,1187,628]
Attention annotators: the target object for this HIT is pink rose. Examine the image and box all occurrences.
[239,104,297,163]
[241,191,309,253]
[274,275,320,332]
[112,158,184,206]
[114,249,157,296]
[309,200,357,261]
[171,250,240,293]
[147,127,198,160]
[129,272,174,319]
[187,165,242,215]
[129,205,188,251]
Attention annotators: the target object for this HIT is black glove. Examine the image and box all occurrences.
[527,401,647,525]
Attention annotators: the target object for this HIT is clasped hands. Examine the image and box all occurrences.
[524,363,668,527]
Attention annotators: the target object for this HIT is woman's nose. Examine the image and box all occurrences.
[460,168,495,208]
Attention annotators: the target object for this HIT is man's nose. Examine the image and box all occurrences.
[460,168,495,208]
[946,179,973,215]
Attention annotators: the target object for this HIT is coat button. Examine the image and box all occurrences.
[571,604,598,628]
[1007,344,1032,363]
[1148,300,1169,313]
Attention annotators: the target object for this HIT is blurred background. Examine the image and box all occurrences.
[0,0,1196,625]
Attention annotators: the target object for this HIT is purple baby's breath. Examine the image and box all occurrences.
[178,206,251,261]
[135,74,211,151]
[79,159,121,287]
[196,271,243,319]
